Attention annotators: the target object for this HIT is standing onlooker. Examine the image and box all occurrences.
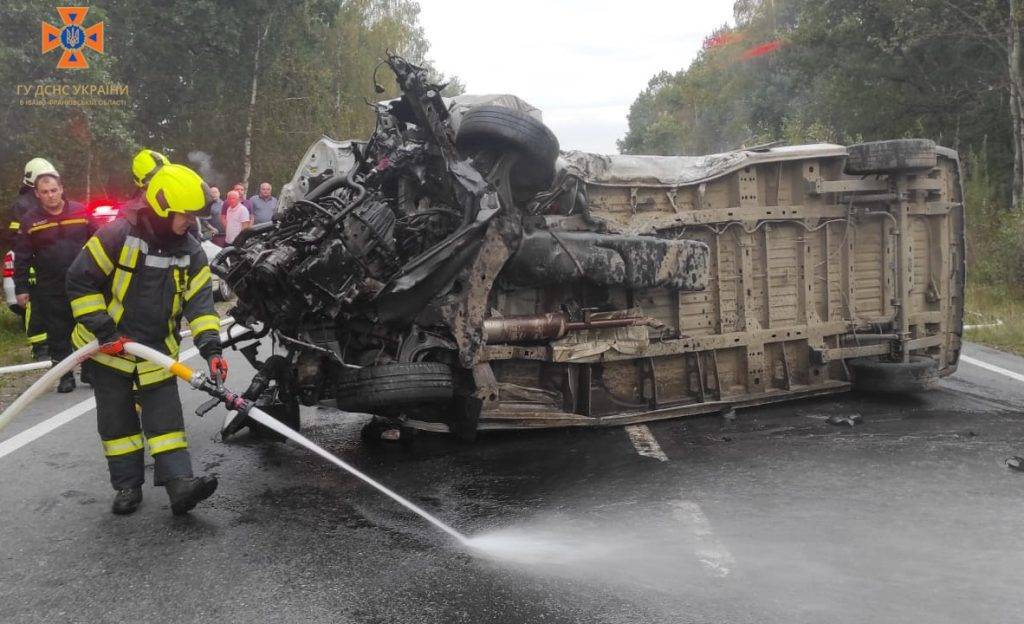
[232,183,253,210]
[206,186,225,245]
[248,182,278,225]
[14,172,93,392]
[222,190,250,244]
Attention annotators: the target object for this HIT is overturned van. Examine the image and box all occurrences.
[213,54,965,441]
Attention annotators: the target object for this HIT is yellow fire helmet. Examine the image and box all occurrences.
[23,157,59,187]
[145,163,211,217]
[131,148,170,187]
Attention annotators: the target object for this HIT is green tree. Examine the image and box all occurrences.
[0,1,135,212]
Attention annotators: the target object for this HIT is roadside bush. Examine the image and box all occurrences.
[963,149,1024,290]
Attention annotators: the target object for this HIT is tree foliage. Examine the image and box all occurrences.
[619,0,1015,201]
[0,0,455,215]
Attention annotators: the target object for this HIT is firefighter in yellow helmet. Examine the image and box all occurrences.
[65,161,227,515]
[130,148,169,188]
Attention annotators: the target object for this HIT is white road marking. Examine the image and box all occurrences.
[960,355,1024,384]
[671,499,735,577]
[0,345,201,461]
[0,397,97,459]
[625,424,668,461]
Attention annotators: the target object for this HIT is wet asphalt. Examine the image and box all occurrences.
[1,340,1023,623]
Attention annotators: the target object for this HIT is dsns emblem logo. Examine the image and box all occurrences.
[41,7,104,69]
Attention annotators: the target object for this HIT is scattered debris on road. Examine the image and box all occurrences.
[827,413,863,427]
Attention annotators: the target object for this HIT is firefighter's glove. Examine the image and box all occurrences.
[208,355,228,383]
[99,336,133,356]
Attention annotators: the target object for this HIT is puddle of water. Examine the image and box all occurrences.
[246,407,470,545]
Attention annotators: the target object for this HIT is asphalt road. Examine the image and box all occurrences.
[1,339,1023,623]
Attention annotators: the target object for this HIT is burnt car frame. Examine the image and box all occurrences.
[211,53,965,442]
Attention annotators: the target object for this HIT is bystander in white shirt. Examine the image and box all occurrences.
[224,203,251,244]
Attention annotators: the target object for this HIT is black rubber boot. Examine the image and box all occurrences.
[80,366,93,386]
[32,345,49,362]
[111,488,143,515]
[57,373,75,393]
[166,476,218,515]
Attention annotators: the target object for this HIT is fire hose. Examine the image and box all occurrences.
[0,336,469,543]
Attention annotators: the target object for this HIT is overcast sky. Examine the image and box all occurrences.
[416,0,736,154]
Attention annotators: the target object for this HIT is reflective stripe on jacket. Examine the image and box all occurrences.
[65,217,221,386]
[12,201,91,296]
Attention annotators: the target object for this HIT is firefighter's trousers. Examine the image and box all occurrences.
[30,289,73,365]
[87,361,194,490]
[21,300,47,356]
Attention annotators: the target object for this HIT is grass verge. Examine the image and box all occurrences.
[0,305,30,367]
[0,305,41,409]
[964,282,1024,355]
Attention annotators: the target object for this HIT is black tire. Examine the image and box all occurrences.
[845,139,937,175]
[456,106,559,190]
[849,355,939,394]
[213,278,232,302]
[335,362,454,412]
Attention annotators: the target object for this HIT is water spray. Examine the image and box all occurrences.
[0,338,470,546]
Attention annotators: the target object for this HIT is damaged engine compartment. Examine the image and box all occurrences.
[212,53,709,438]
[212,52,964,441]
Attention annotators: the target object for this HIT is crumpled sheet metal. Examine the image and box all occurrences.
[549,308,655,363]
[279,137,361,210]
[561,143,848,188]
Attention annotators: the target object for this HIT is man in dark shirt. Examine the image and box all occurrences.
[6,158,62,360]
[14,172,93,392]
[205,185,226,246]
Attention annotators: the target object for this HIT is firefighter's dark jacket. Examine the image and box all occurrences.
[5,188,39,248]
[13,200,91,295]
[65,209,222,386]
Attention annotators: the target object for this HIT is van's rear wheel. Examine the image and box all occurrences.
[849,355,939,394]
[456,105,560,192]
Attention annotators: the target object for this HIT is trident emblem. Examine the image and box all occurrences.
[42,7,104,70]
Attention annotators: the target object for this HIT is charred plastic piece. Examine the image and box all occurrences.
[503,230,709,291]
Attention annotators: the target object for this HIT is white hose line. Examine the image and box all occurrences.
[122,343,467,543]
[0,341,99,433]
[122,343,463,542]
[0,328,468,544]
[0,361,52,374]
[0,320,254,434]
[0,317,236,377]
[963,319,1004,331]
[122,342,179,372]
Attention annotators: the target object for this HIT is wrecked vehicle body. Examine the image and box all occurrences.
[212,53,965,440]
